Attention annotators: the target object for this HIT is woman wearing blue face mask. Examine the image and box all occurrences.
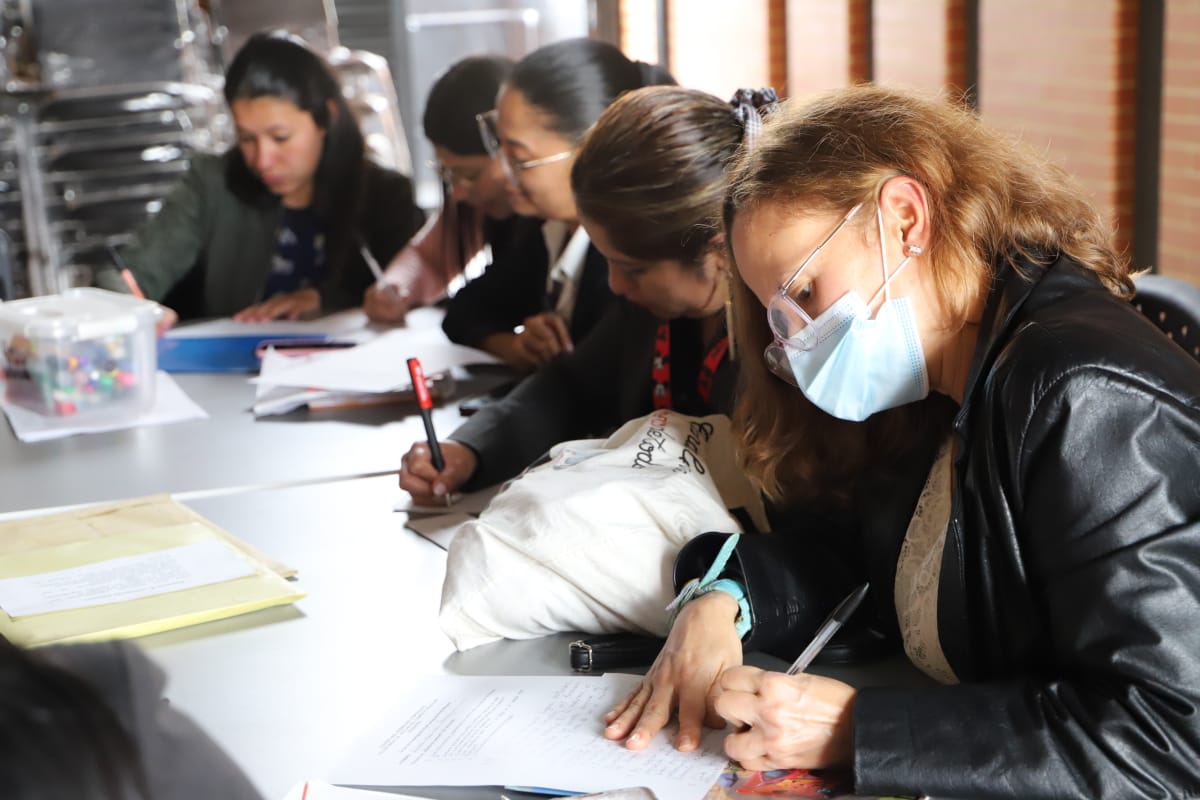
[605,84,1200,800]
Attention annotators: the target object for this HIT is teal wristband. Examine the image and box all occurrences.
[693,577,752,639]
[666,533,751,638]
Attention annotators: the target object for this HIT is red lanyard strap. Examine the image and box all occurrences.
[652,322,729,410]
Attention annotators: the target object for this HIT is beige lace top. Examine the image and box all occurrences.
[894,435,960,685]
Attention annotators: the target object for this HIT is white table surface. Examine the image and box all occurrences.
[0,369,504,518]
[138,476,935,800]
[142,475,461,799]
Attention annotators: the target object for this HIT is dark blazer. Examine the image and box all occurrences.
[101,154,425,319]
[452,298,735,489]
[441,222,613,350]
[677,253,1200,799]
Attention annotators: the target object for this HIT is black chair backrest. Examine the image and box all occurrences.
[1132,274,1200,364]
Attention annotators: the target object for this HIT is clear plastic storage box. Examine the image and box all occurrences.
[0,288,162,419]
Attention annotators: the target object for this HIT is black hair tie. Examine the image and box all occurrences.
[730,87,780,145]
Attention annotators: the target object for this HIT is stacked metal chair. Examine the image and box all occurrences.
[1,0,227,297]
[329,47,412,175]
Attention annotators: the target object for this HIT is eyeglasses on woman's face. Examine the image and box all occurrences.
[765,203,864,351]
[475,109,574,186]
[427,160,484,189]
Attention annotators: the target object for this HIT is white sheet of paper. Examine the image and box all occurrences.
[404,512,475,551]
[0,539,256,618]
[165,308,371,338]
[279,780,429,800]
[327,674,727,800]
[252,327,499,393]
[252,348,334,416]
[0,371,209,443]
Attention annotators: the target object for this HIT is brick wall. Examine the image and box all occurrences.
[785,0,871,96]
[874,0,953,92]
[618,0,662,65]
[620,0,1193,284]
[1160,1,1200,283]
[665,0,771,98]
[979,0,1137,258]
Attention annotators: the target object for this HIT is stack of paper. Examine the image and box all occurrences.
[252,319,498,416]
[0,495,304,646]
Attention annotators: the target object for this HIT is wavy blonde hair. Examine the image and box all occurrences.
[725,84,1132,503]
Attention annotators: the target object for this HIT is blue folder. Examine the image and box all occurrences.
[157,334,326,373]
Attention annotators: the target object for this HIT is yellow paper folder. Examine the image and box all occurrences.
[0,495,305,647]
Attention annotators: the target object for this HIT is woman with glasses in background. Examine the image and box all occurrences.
[440,38,672,371]
[363,55,543,324]
[400,85,773,507]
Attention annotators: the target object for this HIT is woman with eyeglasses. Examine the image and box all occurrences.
[363,55,541,324]
[440,38,672,371]
[400,85,773,508]
[99,33,425,324]
[605,85,1200,800]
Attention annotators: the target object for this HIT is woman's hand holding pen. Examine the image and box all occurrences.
[715,668,856,771]
[605,591,743,753]
[363,282,411,324]
[400,440,477,504]
[516,312,573,363]
[481,313,573,371]
[234,288,321,322]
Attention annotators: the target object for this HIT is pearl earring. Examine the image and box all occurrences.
[905,244,923,257]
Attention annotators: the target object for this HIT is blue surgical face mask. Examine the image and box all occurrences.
[775,209,929,422]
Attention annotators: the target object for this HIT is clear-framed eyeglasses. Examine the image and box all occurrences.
[475,109,574,186]
[761,203,864,387]
[765,202,864,352]
[427,160,485,189]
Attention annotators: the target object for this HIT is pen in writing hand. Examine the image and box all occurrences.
[108,244,146,300]
[361,243,410,304]
[360,243,386,284]
[406,358,449,505]
[785,582,870,675]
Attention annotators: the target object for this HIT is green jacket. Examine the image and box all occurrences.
[98,153,424,318]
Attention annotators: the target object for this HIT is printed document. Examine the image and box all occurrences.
[0,539,254,618]
[328,673,727,800]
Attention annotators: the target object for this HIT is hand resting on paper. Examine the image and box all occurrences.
[233,288,321,322]
[400,440,478,504]
[604,591,742,753]
[714,666,856,771]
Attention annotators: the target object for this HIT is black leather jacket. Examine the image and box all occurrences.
[676,254,1200,799]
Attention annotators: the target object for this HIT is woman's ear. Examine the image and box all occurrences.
[878,175,930,253]
[707,232,729,271]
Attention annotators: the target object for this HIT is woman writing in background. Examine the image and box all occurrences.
[607,85,1200,800]
[103,32,424,324]
[401,86,776,503]
[441,38,671,370]
[363,55,538,323]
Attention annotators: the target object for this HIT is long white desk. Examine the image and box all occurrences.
[0,368,508,516]
[139,476,933,800]
[142,475,458,798]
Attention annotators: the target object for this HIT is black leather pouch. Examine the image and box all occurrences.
[569,633,665,673]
